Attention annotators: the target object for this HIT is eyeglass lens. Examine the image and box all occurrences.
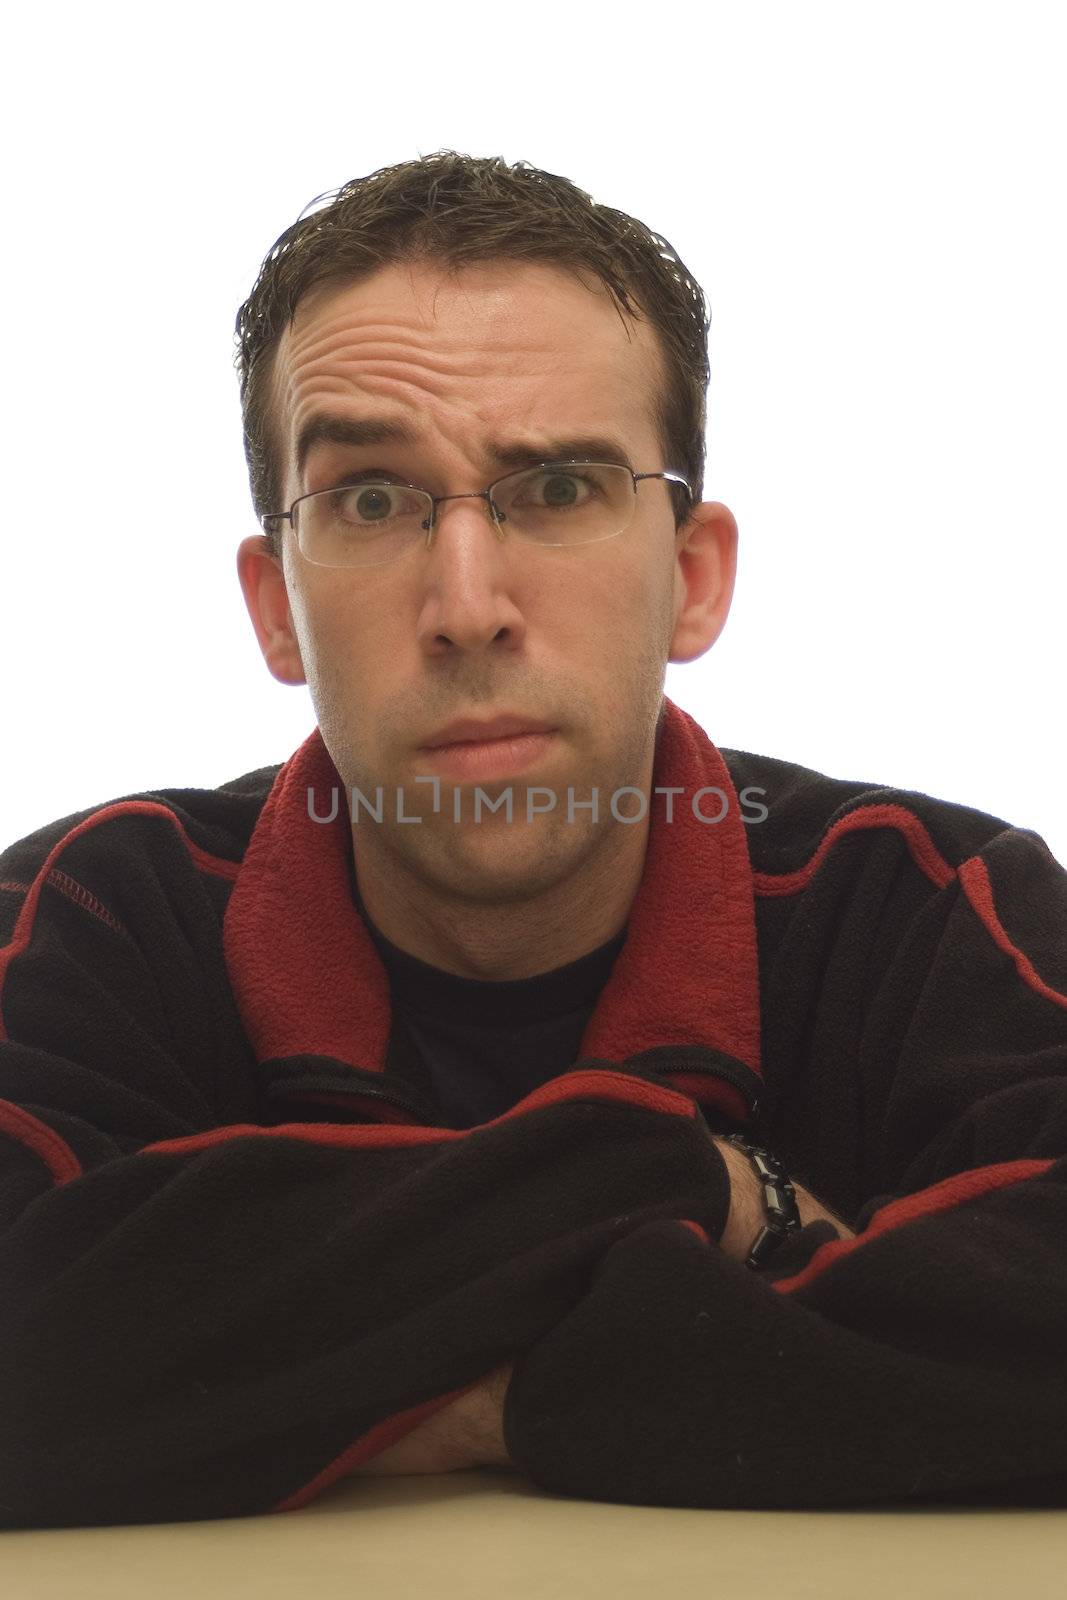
[295,462,636,567]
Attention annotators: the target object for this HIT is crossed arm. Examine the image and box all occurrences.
[351,1137,855,1476]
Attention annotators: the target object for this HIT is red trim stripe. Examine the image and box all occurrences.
[2,872,127,934]
[272,1374,489,1509]
[0,1066,703,1188]
[958,855,1067,1012]
[772,1155,1057,1294]
[753,803,957,896]
[139,1066,704,1158]
[753,805,1067,1014]
[0,1099,83,1182]
[0,800,241,1043]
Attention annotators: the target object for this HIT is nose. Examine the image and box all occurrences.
[415,494,525,655]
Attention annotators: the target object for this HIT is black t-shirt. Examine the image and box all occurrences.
[350,872,628,1129]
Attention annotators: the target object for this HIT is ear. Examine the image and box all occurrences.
[668,501,738,663]
[236,535,307,686]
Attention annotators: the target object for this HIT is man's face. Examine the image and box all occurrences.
[240,257,732,903]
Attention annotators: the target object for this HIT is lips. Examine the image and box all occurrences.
[422,715,556,750]
[418,729,557,781]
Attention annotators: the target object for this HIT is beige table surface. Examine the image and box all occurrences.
[4,1469,1067,1600]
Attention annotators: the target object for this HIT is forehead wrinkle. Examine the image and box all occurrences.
[283,272,585,374]
[286,281,552,358]
[268,287,660,498]
[278,311,550,427]
[282,348,503,461]
[286,323,548,395]
[281,318,617,419]
[278,345,571,483]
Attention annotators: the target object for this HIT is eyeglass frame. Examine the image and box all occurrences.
[261,460,695,563]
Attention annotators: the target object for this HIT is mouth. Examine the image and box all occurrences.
[417,729,557,781]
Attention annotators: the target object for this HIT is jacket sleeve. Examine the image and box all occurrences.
[0,809,732,1530]
[503,823,1067,1509]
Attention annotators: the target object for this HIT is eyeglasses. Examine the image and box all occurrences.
[261,460,693,569]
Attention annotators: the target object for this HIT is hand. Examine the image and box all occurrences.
[350,1360,515,1476]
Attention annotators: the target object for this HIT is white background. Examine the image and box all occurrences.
[3,1,1064,863]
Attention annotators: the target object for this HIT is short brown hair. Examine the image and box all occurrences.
[234,150,711,555]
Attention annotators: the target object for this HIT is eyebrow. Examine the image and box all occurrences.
[294,412,636,483]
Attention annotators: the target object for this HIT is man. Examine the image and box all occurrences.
[2,153,1066,1529]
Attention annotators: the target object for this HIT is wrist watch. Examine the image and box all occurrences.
[722,1133,803,1269]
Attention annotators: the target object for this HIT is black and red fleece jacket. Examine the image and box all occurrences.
[2,696,1066,1528]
